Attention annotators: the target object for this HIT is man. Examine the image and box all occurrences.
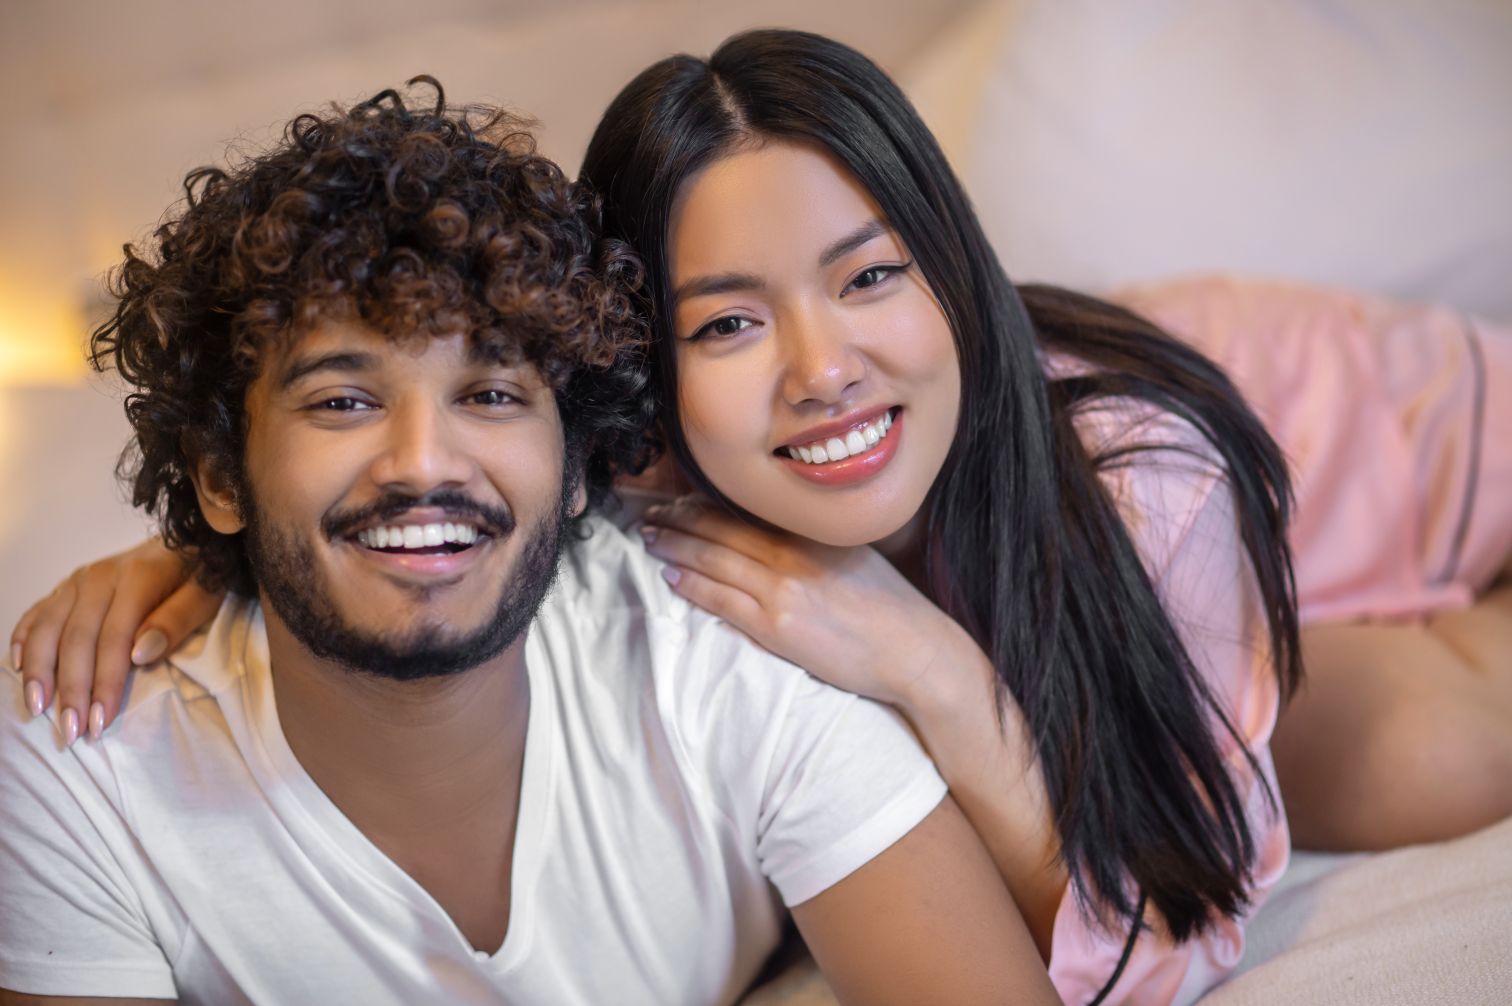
[0,83,1051,1004]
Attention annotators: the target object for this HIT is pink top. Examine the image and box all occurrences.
[1046,275,1511,1003]
[1046,389,1290,1006]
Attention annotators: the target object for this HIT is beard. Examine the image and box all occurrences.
[242,483,573,682]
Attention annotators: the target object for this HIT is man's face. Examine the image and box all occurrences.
[198,320,583,680]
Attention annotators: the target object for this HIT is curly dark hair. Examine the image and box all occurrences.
[90,77,657,593]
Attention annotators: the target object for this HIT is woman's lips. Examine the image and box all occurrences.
[777,409,903,488]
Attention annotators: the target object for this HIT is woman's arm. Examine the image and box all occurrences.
[8,538,219,740]
[792,796,1060,1005]
[640,498,1066,956]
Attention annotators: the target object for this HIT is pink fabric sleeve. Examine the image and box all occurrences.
[1046,401,1291,1006]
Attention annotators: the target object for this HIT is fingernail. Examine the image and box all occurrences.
[88,702,105,741]
[24,680,44,718]
[9,641,20,670]
[661,566,682,587]
[645,505,665,519]
[639,525,658,544]
[61,707,80,747]
[132,628,168,665]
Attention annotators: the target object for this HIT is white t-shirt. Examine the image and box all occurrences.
[0,516,946,1005]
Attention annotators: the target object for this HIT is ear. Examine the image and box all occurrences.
[188,458,246,535]
[570,477,588,519]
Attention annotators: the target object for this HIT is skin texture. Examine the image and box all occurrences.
[791,796,1058,1005]
[1277,579,1512,850]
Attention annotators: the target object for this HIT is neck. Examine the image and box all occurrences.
[875,507,932,593]
[262,608,531,840]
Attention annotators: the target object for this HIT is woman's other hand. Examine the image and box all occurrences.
[639,496,980,710]
[9,538,221,743]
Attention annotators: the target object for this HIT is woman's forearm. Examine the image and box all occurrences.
[895,634,1068,960]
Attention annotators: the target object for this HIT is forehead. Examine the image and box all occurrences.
[669,140,888,272]
[261,320,546,389]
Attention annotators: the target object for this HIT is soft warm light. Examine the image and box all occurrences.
[0,291,90,386]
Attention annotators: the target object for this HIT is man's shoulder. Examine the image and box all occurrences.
[0,596,257,786]
[549,510,813,689]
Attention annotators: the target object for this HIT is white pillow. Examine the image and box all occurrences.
[900,0,1512,321]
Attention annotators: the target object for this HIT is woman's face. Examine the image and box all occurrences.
[666,140,961,550]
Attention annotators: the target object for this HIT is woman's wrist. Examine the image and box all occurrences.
[889,618,1006,757]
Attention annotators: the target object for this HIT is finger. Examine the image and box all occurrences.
[134,580,224,664]
[659,564,770,642]
[91,578,222,738]
[14,578,80,718]
[54,570,127,745]
[644,498,782,560]
[640,525,783,600]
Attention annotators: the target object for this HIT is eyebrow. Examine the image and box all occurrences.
[818,219,890,268]
[672,219,894,306]
[672,271,766,305]
[277,350,378,391]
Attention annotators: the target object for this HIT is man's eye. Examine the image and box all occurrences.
[318,397,371,412]
[690,316,755,342]
[469,389,519,407]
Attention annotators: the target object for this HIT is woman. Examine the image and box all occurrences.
[12,29,1510,1003]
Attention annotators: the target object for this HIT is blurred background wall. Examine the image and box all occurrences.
[2,0,1509,637]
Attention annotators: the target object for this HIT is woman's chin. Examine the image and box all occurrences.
[746,504,919,552]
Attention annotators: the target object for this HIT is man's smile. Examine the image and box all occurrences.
[354,521,481,553]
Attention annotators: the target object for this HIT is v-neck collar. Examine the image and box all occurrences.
[227,603,556,973]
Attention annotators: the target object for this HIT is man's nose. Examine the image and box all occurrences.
[778,309,868,406]
[367,400,474,492]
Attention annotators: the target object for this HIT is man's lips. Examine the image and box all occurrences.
[325,495,514,581]
[344,531,494,580]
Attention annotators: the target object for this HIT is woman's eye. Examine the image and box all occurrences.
[691,315,756,341]
[843,262,910,296]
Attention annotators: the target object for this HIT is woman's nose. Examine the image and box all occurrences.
[779,311,868,406]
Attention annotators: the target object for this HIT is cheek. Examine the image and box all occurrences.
[243,427,357,530]
[675,356,765,462]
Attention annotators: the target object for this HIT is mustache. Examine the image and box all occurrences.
[322,490,515,540]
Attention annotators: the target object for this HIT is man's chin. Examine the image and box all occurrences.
[247,510,566,683]
[288,616,518,682]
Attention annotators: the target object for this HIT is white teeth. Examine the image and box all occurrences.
[356,522,481,550]
[784,411,896,466]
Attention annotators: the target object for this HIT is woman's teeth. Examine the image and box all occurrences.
[785,411,894,465]
[355,522,480,550]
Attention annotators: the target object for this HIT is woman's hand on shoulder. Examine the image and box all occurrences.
[9,537,222,743]
[639,496,978,709]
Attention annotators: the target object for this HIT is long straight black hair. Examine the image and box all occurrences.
[580,28,1301,942]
